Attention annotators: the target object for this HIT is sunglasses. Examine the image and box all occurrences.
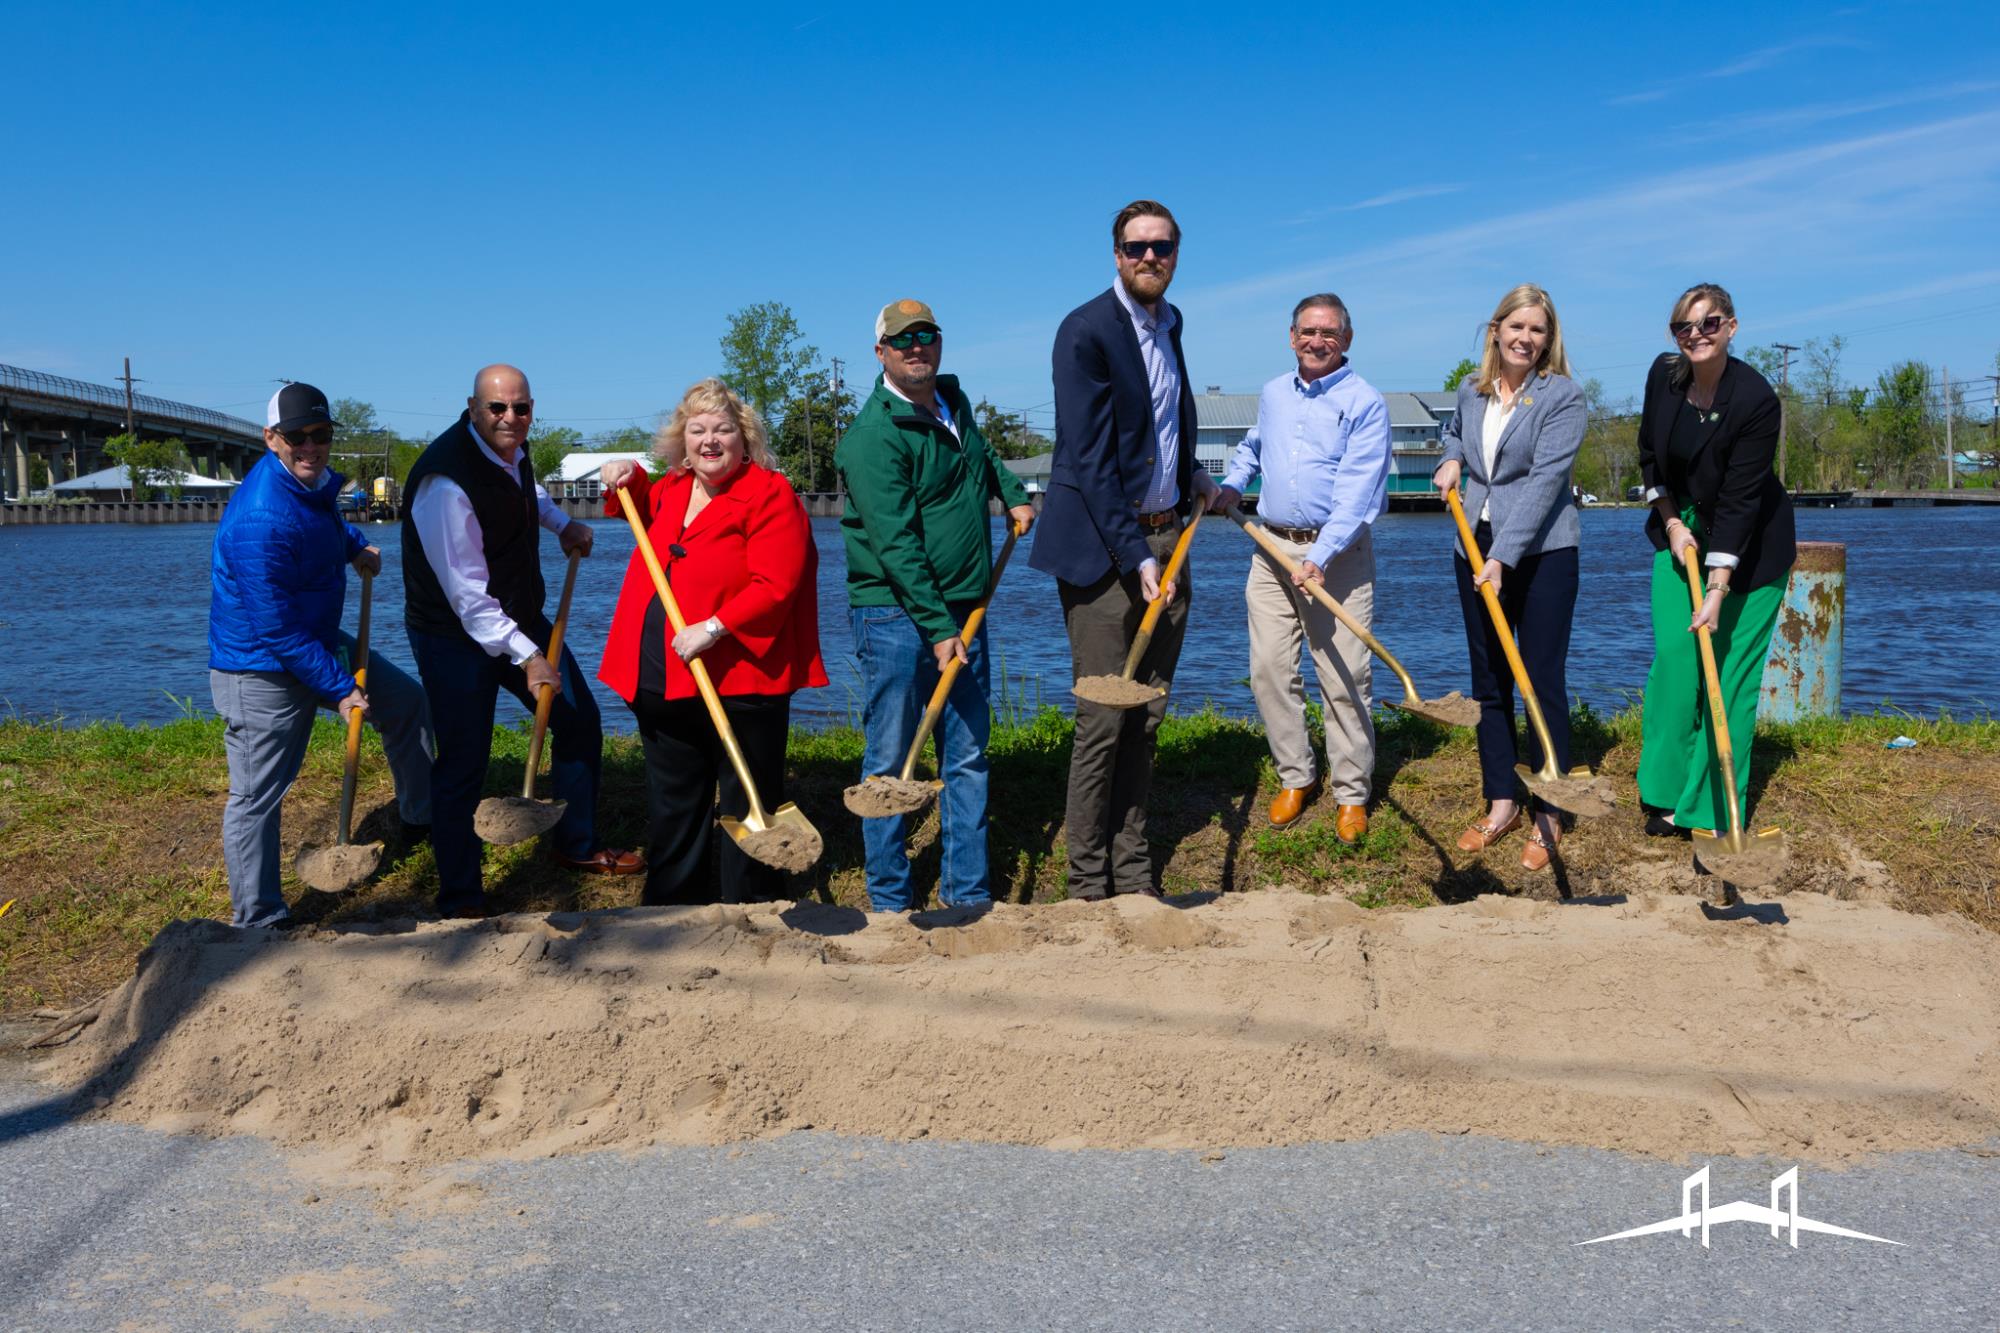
[485,400,533,417]
[1119,239,1177,260]
[883,329,940,350]
[1669,314,1727,340]
[279,425,334,447]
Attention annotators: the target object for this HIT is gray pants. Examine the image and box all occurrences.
[1245,527,1375,803]
[1059,521,1191,898]
[210,633,433,928]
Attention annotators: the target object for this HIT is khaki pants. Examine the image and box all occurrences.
[1245,527,1374,804]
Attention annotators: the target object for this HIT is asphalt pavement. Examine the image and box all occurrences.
[2,1056,1995,1332]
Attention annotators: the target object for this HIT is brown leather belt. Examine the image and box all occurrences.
[1136,508,1178,530]
[1265,522,1318,543]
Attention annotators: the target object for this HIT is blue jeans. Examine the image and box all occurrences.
[408,626,602,913]
[852,604,992,912]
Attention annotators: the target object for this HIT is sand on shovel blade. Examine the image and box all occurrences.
[474,796,568,845]
[1072,675,1164,708]
[293,841,384,893]
[844,776,942,818]
[1516,765,1619,819]
[1393,690,1481,729]
[1694,832,1790,888]
[735,822,822,873]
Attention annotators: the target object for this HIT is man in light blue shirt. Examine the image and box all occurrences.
[1216,293,1391,842]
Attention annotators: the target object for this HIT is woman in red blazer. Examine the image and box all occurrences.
[598,378,827,905]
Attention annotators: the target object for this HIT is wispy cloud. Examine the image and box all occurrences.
[1608,34,1867,106]
[1668,80,2000,143]
[1280,184,1462,226]
[1760,270,2000,332]
[1183,108,2000,314]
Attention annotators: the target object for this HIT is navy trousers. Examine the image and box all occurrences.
[1451,524,1578,810]
[409,624,604,913]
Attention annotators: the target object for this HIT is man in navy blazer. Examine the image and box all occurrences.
[1031,199,1217,899]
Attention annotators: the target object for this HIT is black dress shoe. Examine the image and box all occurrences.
[402,822,431,847]
[1644,813,1690,839]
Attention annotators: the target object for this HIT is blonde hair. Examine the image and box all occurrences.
[1665,282,1736,391]
[654,377,776,473]
[1475,284,1569,396]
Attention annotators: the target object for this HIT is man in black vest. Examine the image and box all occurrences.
[404,363,640,916]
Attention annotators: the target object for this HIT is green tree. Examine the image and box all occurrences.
[719,301,822,424]
[330,398,398,485]
[974,400,1053,461]
[28,457,50,491]
[1866,361,1933,487]
[596,424,655,455]
[1571,378,1640,499]
[1443,358,1477,391]
[527,424,584,484]
[104,432,193,500]
[772,385,856,492]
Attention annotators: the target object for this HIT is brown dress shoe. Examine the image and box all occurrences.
[1335,804,1368,845]
[1268,779,1322,828]
[1521,828,1555,872]
[554,847,645,876]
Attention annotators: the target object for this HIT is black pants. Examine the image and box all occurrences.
[629,691,791,906]
[1452,524,1578,810]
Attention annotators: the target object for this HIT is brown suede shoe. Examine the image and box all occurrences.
[553,847,645,876]
[1268,779,1322,828]
[1335,804,1368,845]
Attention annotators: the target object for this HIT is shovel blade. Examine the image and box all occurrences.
[1393,690,1481,729]
[293,840,385,894]
[1692,826,1789,888]
[1514,763,1618,818]
[722,802,824,873]
[842,775,943,818]
[474,795,568,846]
[1071,674,1165,709]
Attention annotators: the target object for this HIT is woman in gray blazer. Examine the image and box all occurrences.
[1433,284,1588,871]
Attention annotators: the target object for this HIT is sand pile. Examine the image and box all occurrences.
[472,795,566,845]
[843,776,942,818]
[41,892,2000,1179]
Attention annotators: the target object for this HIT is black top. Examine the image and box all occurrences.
[401,413,550,643]
[1635,353,1796,592]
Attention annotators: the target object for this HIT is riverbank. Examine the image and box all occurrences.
[1,707,1994,1013]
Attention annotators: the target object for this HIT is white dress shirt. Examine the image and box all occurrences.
[410,420,575,663]
[1478,392,1518,523]
[1111,279,1183,513]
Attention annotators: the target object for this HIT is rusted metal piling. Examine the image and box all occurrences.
[1759,541,1844,721]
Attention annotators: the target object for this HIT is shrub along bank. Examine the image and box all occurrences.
[0,707,1994,1011]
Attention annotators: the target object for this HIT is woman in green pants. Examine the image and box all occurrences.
[1634,283,1796,838]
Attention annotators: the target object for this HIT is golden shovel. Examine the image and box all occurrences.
[1444,487,1616,817]
[474,548,580,845]
[1680,545,1788,888]
[1225,509,1480,728]
[844,520,1025,818]
[294,569,385,892]
[1072,495,1209,709]
[617,485,822,872]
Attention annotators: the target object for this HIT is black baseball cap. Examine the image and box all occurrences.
[267,382,335,433]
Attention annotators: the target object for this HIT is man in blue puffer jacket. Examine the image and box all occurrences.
[208,383,433,928]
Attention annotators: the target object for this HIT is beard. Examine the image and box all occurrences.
[1120,265,1170,304]
[890,361,938,397]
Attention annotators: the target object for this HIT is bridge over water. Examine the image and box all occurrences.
[0,363,264,499]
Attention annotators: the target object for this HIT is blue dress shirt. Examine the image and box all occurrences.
[1112,279,1183,513]
[1222,363,1392,569]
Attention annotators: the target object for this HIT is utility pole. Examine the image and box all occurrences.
[1986,374,1999,452]
[1941,366,1953,490]
[800,381,815,493]
[1773,343,1798,488]
[829,358,845,455]
[118,356,142,440]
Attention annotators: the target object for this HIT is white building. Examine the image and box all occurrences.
[543,451,652,501]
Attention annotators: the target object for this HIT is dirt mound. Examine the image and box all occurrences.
[472,795,566,845]
[843,776,940,818]
[39,892,2000,1184]
[293,841,383,893]
[1071,675,1162,708]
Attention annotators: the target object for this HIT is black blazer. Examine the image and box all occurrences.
[1636,353,1795,592]
[1028,287,1199,586]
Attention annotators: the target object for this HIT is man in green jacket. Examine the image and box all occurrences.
[837,299,1037,912]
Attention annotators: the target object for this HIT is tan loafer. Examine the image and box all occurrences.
[1335,804,1368,846]
[1521,828,1555,872]
[1268,779,1322,828]
[1456,811,1523,852]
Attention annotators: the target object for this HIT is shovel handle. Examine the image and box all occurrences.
[336,570,373,846]
[1224,509,1422,700]
[1120,496,1207,679]
[1680,545,1745,844]
[617,485,771,824]
[896,521,1023,783]
[522,548,582,800]
[1443,488,1561,761]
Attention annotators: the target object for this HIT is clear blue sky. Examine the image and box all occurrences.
[9,1,2000,439]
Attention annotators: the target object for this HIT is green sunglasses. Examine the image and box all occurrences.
[883,329,940,350]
